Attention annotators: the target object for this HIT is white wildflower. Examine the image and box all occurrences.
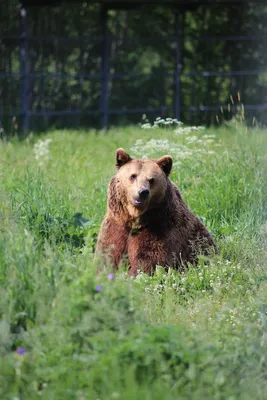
[141,123,152,129]
[202,134,216,139]
[33,138,52,166]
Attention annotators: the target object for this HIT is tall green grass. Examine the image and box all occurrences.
[0,124,267,399]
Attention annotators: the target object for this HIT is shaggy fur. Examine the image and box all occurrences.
[95,148,216,275]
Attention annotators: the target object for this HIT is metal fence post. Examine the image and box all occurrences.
[19,4,29,134]
[174,10,181,121]
[101,6,109,130]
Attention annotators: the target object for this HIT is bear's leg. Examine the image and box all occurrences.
[95,217,129,268]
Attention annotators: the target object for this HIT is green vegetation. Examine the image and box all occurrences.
[0,122,267,399]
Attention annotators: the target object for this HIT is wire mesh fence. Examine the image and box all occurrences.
[1,1,267,133]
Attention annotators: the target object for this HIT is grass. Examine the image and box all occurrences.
[0,121,267,399]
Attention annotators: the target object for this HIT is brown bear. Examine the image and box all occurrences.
[95,148,216,276]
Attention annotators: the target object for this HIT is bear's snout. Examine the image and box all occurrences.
[138,188,150,200]
[132,187,150,209]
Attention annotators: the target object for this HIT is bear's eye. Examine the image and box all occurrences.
[149,178,155,184]
[129,174,137,182]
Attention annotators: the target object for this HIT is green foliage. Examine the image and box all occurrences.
[13,174,97,249]
[0,124,267,399]
[2,1,267,131]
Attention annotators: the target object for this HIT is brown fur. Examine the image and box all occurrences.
[95,148,216,276]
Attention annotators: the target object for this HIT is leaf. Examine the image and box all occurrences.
[73,212,90,228]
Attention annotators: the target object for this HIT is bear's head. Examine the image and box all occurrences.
[115,148,172,218]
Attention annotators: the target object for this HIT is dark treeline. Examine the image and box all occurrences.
[1,1,267,132]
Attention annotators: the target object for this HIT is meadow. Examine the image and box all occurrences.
[0,119,267,399]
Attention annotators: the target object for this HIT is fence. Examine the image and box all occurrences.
[1,0,267,133]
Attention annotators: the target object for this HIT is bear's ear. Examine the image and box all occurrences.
[157,155,173,176]
[116,148,132,169]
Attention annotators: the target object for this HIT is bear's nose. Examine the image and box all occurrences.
[138,188,149,200]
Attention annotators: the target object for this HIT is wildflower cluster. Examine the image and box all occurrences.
[175,126,205,135]
[130,134,221,167]
[132,116,223,166]
[141,116,182,129]
[130,138,190,160]
[134,259,249,299]
[187,295,262,334]
[33,138,52,166]
[215,303,259,330]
